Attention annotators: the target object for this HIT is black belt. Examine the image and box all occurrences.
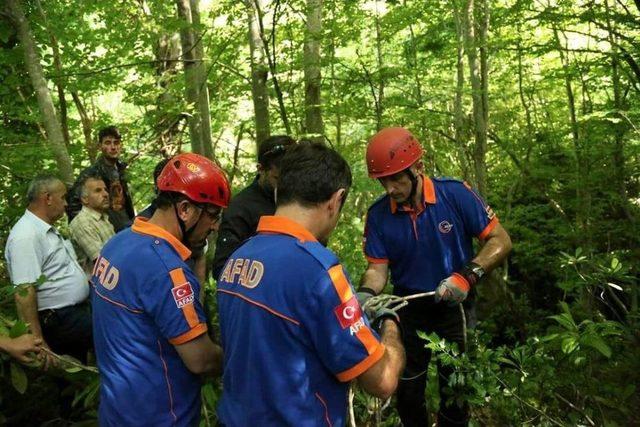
[39,300,88,322]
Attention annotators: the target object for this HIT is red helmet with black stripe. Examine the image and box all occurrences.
[366,127,423,178]
[157,153,231,208]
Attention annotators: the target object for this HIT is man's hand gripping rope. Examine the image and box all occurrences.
[348,290,435,427]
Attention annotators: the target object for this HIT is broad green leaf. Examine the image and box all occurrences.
[9,321,29,339]
[561,336,579,354]
[10,363,28,394]
[549,313,577,331]
[35,275,48,287]
[581,334,612,358]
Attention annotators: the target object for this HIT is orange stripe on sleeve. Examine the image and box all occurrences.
[356,324,381,355]
[327,264,383,378]
[366,256,389,265]
[169,323,208,345]
[169,268,200,328]
[336,343,385,382]
[327,265,353,303]
[478,217,498,241]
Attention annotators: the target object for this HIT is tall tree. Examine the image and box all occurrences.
[452,0,470,181]
[3,0,73,184]
[463,0,488,196]
[176,0,213,159]
[303,0,324,142]
[245,0,271,145]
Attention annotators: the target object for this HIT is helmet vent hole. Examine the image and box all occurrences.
[200,192,209,200]
[173,160,182,169]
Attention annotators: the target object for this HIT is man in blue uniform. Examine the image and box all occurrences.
[216,141,405,426]
[92,153,231,427]
[358,127,512,426]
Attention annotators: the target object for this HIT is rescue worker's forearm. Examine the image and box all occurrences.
[359,262,389,295]
[211,343,223,377]
[473,223,512,273]
[357,320,405,399]
[14,285,43,338]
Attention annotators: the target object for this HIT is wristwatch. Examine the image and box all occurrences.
[460,262,485,286]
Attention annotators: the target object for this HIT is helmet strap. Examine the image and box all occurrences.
[173,201,201,245]
[405,169,419,210]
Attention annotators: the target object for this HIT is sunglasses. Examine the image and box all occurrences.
[196,204,223,223]
[261,144,290,159]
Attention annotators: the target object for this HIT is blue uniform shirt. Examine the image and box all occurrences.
[217,216,384,426]
[364,176,498,295]
[92,217,208,427]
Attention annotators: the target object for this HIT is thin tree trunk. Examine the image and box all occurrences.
[328,11,341,147]
[5,0,73,184]
[190,0,213,159]
[373,0,384,131]
[254,0,291,134]
[33,0,70,148]
[176,0,212,158]
[452,0,470,181]
[245,0,271,145]
[464,0,488,196]
[604,0,632,221]
[71,91,96,162]
[154,32,182,149]
[553,26,589,241]
[303,0,324,143]
[228,122,245,186]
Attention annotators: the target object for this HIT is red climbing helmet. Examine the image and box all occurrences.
[157,153,231,208]
[366,127,423,178]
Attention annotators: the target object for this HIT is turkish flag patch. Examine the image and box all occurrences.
[172,282,195,308]
[334,295,362,329]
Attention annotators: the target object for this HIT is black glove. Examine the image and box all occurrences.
[371,306,401,337]
[356,287,377,318]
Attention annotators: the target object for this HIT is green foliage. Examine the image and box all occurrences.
[1,0,639,424]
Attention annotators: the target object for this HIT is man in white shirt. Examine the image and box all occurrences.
[5,175,92,365]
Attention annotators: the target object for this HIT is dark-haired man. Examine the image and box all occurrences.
[211,135,296,278]
[67,126,135,231]
[92,153,230,427]
[137,157,207,286]
[360,127,512,426]
[216,142,405,426]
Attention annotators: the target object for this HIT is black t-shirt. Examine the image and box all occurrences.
[211,177,275,279]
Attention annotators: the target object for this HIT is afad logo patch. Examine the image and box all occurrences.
[334,295,362,329]
[439,220,453,233]
[172,282,195,308]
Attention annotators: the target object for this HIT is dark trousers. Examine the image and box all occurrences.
[39,301,93,364]
[396,297,469,427]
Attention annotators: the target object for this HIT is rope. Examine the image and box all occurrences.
[348,291,435,426]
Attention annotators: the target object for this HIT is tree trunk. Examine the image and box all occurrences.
[373,0,384,131]
[154,32,182,149]
[452,0,470,181]
[553,27,589,241]
[71,91,97,162]
[253,0,291,134]
[190,0,213,159]
[303,0,324,143]
[604,0,632,221]
[5,0,73,184]
[245,0,271,146]
[464,0,488,196]
[328,21,341,147]
[34,0,70,148]
[176,0,213,159]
